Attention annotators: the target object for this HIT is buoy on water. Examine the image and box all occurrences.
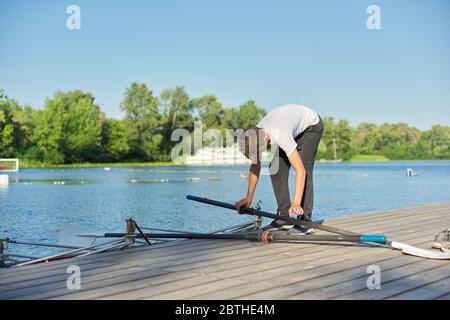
[406,168,416,177]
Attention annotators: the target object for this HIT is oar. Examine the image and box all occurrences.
[100,231,387,244]
[58,223,100,248]
[390,241,450,260]
[186,195,358,236]
[186,195,450,260]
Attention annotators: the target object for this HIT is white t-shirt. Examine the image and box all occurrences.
[257,104,320,156]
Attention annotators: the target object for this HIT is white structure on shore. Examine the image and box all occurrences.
[0,158,19,187]
[185,145,270,166]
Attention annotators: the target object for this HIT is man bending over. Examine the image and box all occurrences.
[235,104,323,235]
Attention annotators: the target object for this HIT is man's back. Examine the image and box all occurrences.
[257,104,320,156]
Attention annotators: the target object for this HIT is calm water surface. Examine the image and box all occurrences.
[1,161,450,256]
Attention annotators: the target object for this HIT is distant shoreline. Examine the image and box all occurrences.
[20,161,176,169]
[17,158,450,169]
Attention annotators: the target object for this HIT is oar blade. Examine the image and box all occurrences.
[391,241,450,260]
[59,224,98,248]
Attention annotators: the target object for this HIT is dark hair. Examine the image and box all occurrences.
[240,126,264,163]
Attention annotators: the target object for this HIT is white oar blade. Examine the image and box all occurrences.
[59,224,98,247]
[391,241,450,260]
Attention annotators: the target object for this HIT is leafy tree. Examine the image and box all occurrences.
[222,101,266,147]
[2,87,450,164]
[160,87,193,154]
[191,95,228,147]
[222,107,240,129]
[320,117,354,160]
[419,125,450,159]
[191,95,224,129]
[235,100,266,129]
[373,123,421,159]
[319,116,336,160]
[121,83,161,160]
[0,99,17,157]
[101,119,130,161]
[0,91,36,158]
[32,90,104,163]
[334,119,353,160]
[160,86,193,130]
[352,123,378,155]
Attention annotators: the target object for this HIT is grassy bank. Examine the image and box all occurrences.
[20,160,176,169]
[350,155,390,162]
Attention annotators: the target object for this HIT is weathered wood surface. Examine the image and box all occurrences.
[1,202,449,300]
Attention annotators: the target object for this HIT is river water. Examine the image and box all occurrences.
[1,161,450,257]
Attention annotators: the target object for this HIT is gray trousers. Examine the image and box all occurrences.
[269,118,323,221]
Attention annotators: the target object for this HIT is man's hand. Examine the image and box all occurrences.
[289,198,304,217]
[235,197,252,213]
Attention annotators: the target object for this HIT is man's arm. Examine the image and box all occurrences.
[246,163,261,201]
[235,163,261,210]
[287,151,306,216]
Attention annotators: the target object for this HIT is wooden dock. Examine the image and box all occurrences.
[1,202,449,300]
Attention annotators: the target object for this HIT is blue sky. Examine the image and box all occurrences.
[1,0,449,130]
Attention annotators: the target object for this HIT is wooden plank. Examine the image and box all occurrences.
[132,227,445,300]
[330,204,446,225]
[334,202,448,220]
[166,213,450,273]
[336,264,450,300]
[0,241,255,293]
[0,239,256,284]
[324,203,448,226]
[1,208,429,291]
[0,202,448,300]
[5,212,448,300]
[85,226,443,300]
[286,258,443,300]
[0,238,245,279]
[21,268,197,300]
[193,246,424,300]
[387,276,450,300]
[139,278,248,300]
[57,271,233,300]
[1,202,446,278]
[6,268,172,300]
[1,202,446,283]
[190,218,450,298]
[197,236,439,300]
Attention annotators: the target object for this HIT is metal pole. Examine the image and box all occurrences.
[5,253,39,260]
[130,219,151,246]
[271,233,362,242]
[186,195,358,236]
[103,231,387,244]
[15,237,125,267]
[78,240,128,257]
[104,231,263,241]
[5,239,81,249]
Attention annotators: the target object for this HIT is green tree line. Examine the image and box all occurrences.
[1,85,449,164]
